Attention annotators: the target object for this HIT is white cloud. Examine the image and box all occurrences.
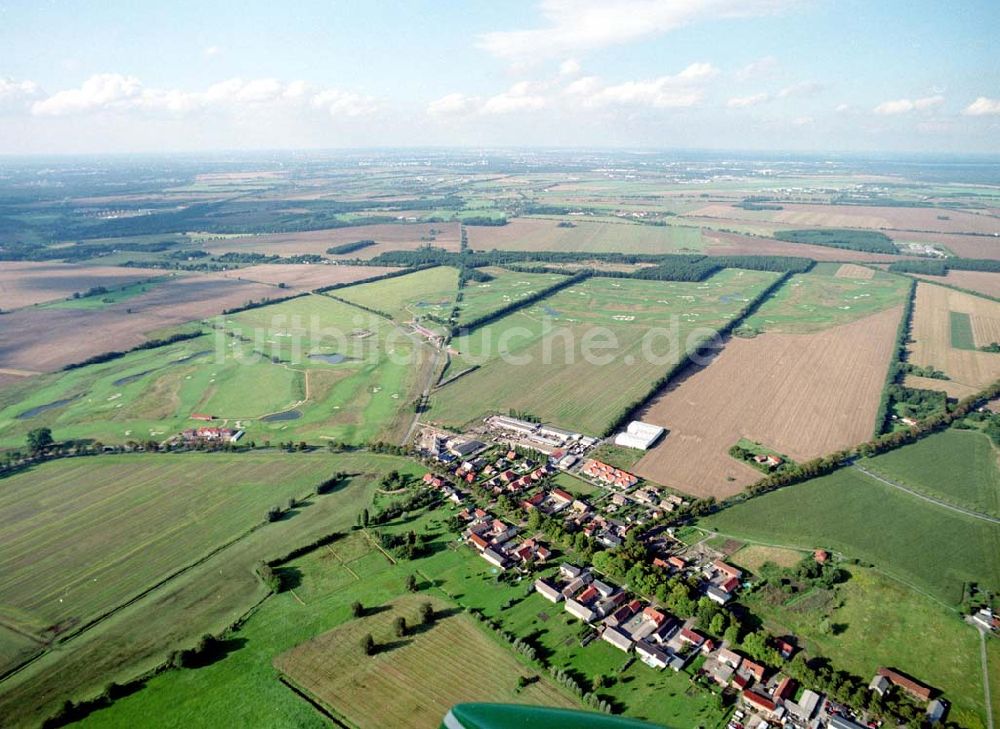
[32,73,143,115]
[963,96,1000,116]
[427,92,480,117]
[563,75,602,96]
[727,92,770,108]
[834,103,852,113]
[203,45,223,58]
[559,58,581,76]
[735,55,778,81]
[478,0,800,60]
[29,74,378,119]
[873,95,944,115]
[0,77,42,111]
[482,81,547,114]
[582,63,717,108]
[791,115,813,126]
[778,81,823,98]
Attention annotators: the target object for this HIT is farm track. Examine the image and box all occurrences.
[981,629,995,729]
[852,465,1000,524]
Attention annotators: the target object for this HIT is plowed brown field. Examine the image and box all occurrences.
[216,263,401,290]
[202,222,460,258]
[911,270,1000,298]
[0,275,277,372]
[633,306,903,499]
[835,264,874,279]
[0,262,168,310]
[908,282,1000,395]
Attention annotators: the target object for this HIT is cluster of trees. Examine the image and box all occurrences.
[773,228,898,254]
[898,362,948,380]
[889,257,1000,276]
[886,384,948,421]
[62,330,204,371]
[364,488,439,527]
[754,556,847,596]
[375,529,432,560]
[460,216,507,226]
[888,259,948,276]
[215,252,326,265]
[326,239,376,255]
[872,279,917,435]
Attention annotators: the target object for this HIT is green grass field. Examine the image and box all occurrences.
[0,453,357,639]
[457,267,566,323]
[0,294,426,448]
[331,266,459,322]
[744,567,987,728]
[431,269,779,434]
[700,464,1000,606]
[950,311,977,350]
[0,452,423,727]
[742,266,909,334]
[859,429,999,516]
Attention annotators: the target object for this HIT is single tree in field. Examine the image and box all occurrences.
[419,602,434,625]
[350,601,364,618]
[394,616,407,637]
[26,427,54,454]
[361,633,375,656]
[405,574,418,592]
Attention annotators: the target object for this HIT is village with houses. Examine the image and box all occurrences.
[409,412,979,729]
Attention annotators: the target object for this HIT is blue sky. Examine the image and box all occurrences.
[0,0,997,154]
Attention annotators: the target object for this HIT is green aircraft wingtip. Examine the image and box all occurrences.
[441,703,669,729]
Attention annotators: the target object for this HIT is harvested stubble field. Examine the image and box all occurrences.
[741,265,910,334]
[430,269,779,435]
[729,544,806,572]
[0,454,348,644]
[201,222,460,258]
[0,262,169,310]
[701,230,901,262]
[686,202,1000,235]
[467,217,704,253]
[912,269,1000,299]
[0,295,426,447]
[216,263,401,291]
[275,595,576,729]
[908,282,1000,395]
[634,306,903,498]
[0,274,278,373]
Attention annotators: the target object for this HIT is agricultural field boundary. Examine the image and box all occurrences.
[872,277,917,436]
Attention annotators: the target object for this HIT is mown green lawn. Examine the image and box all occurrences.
[331,266,459,322]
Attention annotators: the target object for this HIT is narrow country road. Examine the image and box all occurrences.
[852,465,1000,525]
[981,629,995,729]
[400,345,444,446]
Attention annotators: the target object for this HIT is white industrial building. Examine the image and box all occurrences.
[614,421,665,450]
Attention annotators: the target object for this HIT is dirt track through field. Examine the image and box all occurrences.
[634,306,903,498]
[908,282,1000,395]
